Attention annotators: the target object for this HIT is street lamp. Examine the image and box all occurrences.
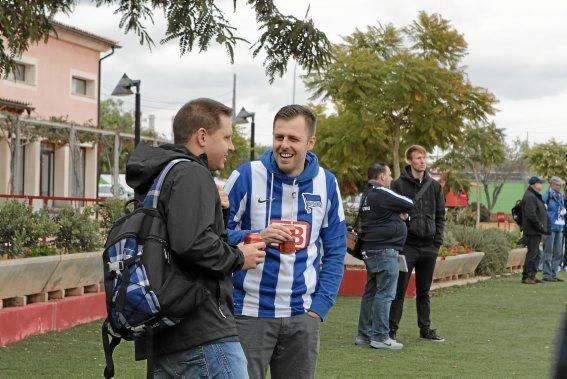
[111,73,141,146]
[235,107,255,161]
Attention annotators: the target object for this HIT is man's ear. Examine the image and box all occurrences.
[196,128,207,147]
[307,135,316,150]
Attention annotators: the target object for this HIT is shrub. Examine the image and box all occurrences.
[0,201,58,258]
[99,198,127,230]
[467,202,491,222]
[445,223,509,276]
[505,229,524,249]
[53,206,102,253]
[25,245,58,257]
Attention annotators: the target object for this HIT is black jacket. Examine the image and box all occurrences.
[521,186,549,236]
[126,143,245,359]
[391,166,446,248]
[360,182,414,251]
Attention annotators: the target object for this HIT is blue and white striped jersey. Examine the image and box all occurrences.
[225,151,347,319]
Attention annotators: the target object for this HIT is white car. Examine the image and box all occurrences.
[343,193,362,214]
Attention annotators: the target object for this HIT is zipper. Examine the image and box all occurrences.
[218,305,227,318]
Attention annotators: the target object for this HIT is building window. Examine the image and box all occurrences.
[72,77,87,95]
[40,145,55,197]
[6,61,36,86]
[71,76,95,98]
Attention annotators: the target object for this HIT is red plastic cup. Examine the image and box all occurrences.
[279,239,296,254]
[244,233,263,245]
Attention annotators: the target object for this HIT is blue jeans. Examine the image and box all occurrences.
[357,249,399,342]
[543,231,564,279]
[153,341,249,378]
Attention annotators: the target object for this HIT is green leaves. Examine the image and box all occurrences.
[0,1,332,83]
[306,12,497,180]
[523,140,567,180]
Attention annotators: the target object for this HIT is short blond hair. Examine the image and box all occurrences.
[405,145,428,162]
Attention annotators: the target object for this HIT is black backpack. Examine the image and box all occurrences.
[511,199,523,229]
[101,159,210,379]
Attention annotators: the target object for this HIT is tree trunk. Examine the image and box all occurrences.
[392,120,401,178]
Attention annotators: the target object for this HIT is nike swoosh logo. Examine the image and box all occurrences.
[258,197,274,203]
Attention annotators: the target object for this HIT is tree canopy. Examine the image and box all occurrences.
[306,11,498,180]
[523,140,567,181]
[0,0,331,83]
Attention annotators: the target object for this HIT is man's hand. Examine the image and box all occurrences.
[307,310,320,320]
[238,242,266,270]
[400,212,409,221]
[260,224,294,245]
[217,184,229,209]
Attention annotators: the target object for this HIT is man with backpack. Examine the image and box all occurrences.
[542,176,566,282]
[124,98,266,378]
[388,145,446,343]
[521,176,549,284]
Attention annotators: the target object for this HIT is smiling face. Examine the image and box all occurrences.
[203,114,234,171]
[272,115,316,177]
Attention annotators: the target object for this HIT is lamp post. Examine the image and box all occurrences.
[235,107,256,161]
[111,73,141,146]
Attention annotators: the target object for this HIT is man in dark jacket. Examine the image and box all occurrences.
[521,176,549,284]
[389,145,446,342]
[355,162,414,350]
[126,98,266,378]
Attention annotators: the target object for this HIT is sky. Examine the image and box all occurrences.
[56,0,567,147]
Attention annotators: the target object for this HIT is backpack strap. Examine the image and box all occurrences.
[143,158,193,209]
[102,321,122,379]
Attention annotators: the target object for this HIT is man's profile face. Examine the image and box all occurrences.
[379,166,393,188]
[204,114,234,171]
[408,151,427,173]
[272,115,315,177]
[532,182,543,193]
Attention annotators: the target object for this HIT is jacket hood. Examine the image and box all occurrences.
[126,143,206,193]
[399,165,431,184]
[259,150,320,184]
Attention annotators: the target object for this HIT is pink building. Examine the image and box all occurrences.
[0,22,118,199]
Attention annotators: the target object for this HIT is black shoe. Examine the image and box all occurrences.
[420,329,445,342]
[556,277,564,282]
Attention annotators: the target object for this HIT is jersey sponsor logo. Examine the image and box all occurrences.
[269,220,310,250]
[302,193,322,214]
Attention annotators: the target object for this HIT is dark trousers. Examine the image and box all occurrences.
[389,244,438,334]
[523,234,542,280]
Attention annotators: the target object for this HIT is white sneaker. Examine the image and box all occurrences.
[370,338,403,350]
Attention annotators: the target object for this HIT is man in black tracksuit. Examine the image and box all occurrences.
[389,145,446,342]
[521,176,549,284]
[126,98,265,378]
[355,162,414,350]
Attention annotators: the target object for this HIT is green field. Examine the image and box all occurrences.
[467,182,550,213]
[1,273,566,378]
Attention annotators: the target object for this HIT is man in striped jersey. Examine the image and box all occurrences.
[225,105,347,378]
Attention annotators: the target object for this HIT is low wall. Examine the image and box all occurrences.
[0,292,106,346]
[506,248,527,271]
[0,252,102,307]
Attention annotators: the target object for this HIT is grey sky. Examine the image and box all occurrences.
[57,0,567,146]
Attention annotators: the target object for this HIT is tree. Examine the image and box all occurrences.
[0,0,331,83]
[312,103,389,195]
[219,124,250,178]
[98,99,135,174]
[435,123,506,226]
[523,140,567,180]
[306,12,497,178]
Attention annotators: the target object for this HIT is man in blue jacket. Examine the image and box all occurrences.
[225,105,347,379]
[355,162,414,350]
[542,176,566,282]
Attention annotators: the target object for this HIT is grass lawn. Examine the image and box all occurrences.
[1,273,566,378]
